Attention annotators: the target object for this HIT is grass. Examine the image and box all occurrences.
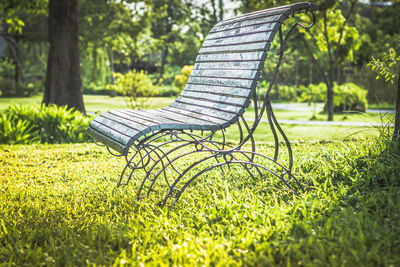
[0,95,395,123]
[1,138,400,265]
[0,95,175,114]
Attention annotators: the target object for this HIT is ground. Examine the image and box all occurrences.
[1,140,399,265]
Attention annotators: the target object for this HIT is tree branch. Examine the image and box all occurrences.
[335,0,357,58]
[298,31,330,86]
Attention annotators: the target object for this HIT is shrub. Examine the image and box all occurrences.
[258,81,297,102]
[298,83,326,104]
[153,85,181,97]
[174,65,193,91]
[0,113,38,144]
[107,70,154,109]
[83,82,116,96]
[0,104,92,144]
[332,83,368,112]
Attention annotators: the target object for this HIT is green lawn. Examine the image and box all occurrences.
[0,95,394,124]
[1,95,392,142]
[1,140,399,265]
[0,95,175,114]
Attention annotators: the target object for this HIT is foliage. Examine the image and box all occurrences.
[0,59,15,97]
[368,47,400,138]
[298,83,327,104]
[0,104,92,144]
[368,48,400,83]
[0,0,47,34]
[0,113,37,144]
[83,82,116,96]
[331,83,368,112]
[0,59,43,96]
[258,81,296,101]
[107,70,154,109]
[1,139,400,265]
[298,1,360,120]
[174,65,193,91]
[152,85,180,97]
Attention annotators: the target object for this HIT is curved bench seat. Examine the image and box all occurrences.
[88,2,317,156]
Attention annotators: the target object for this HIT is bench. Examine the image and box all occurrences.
[87,2,318,207]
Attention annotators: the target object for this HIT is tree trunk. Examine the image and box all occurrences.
[43,0,85,114]
[210,0,218,23]
[327,81,334,121]
[218,0,224,21]
[107,46,115,84]
[158,46,169,83]
[394,72,400,139]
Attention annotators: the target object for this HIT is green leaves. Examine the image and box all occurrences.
[2,139,400,265]
[0,104,92,144]
[107,70,154,109]
[368,48,400,83]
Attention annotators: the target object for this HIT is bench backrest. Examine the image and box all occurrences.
[168,2,317,127]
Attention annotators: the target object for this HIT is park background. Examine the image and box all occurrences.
[1,0,400,266]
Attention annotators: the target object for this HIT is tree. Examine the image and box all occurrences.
[369,48,400,139]
[0,0,47,94]
[43,0,85,113]
[299,0,360,121]
[150,0,190,82]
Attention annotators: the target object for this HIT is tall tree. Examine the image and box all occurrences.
[299,0,359,121]
[369,48,400,140]
[43,0,85,113]
[150,0,189,82]
[0,0,47,94]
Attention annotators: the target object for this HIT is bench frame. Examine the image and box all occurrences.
[92,5,317,207]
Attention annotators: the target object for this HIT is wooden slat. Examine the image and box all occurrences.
[124,109,185,130]
[183,84,252,98]
[202,31,274,48]
[162,106,229,125]
[215,5,292,27]
[190,69,258,80]
[193,61,261,70]
[87,127,125,154]
[215,2,316,28]
[175,96,242,114]
[140,109,217,127]
[180,90,248,106]
[187,76,255,89]
[89,119,132,146]
[196,51,264,62]
[199,42,270,54]
[210,14,283,33]
[207,21,279,40]
[100,112,146,133]
[108,110,159,129]
[168,101,236,122]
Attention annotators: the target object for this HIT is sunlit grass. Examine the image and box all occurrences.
[0,95,395,123]
[1,140,399,265]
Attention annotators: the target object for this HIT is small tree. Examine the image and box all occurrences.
[368,48,400,139]
[108,70,154,109]
[299,1,360,121]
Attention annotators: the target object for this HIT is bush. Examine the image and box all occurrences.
[0,113,38,144]
[174,65,193,91]
[258,81,298,102]
[298,83,326,104]
[332,83,368,112]
[153,85,181,97]
[0,60,42,97]
[83,82,116,96]
[0,104,92,144]
[107,70,154,109]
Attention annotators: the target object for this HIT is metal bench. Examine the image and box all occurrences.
[88,2,318,207]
